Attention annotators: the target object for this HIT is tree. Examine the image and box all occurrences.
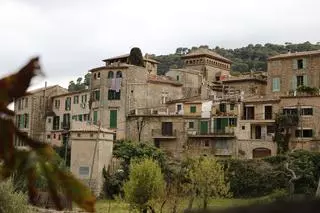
[0,58,95,212]
[136,117,147,142]
[188,157,230,209]
[128,47,144,67]
[274,113,299,154]
[103,140,166,198]
[124,158,165,213]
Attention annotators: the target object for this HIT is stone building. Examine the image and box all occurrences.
[89,53,184,141]
[264,50,320,153]
[45,90,90,147]
[70,122,114,196]
[15,85,68,146]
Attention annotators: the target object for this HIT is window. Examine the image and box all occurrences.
[219,103,226,112]
[62,113,70,129]
[81,94,87,103]
[65,97,71,111]
[72,115,77,120]
[242,126,245,130]
[77,133,81,137]
[230,103,235,111]
[177,104,182,112]
[295,129,313,138]
[79,166,89,176]
[53,116,60,130]
[25,98,28,108]
[176,75,180,81]
[47,135,51,139]
[162,122,173,136]
[93,73,97,79]
[78,114,83,121]
[116,71,122,78]
[188,121,194,129]
[264,105,273,120]
[301,108,313,116]
[190,106,196,113]
[17,99,22,110]
[229,118,237,126]
[110,110,117,128]
[297,75,304,87]
[24,113,29,128]
[297,59,303,69]
[92,90,100,101]
[73,95,79,104]
[48,118,52,123]
[154,139,160,148]
[93,111,98,125]
[108,90,121,100]
[58,135,61,140]
[90,133,94,137]
[204,140,210,147]
[97,72,100,79]
[272,78,280,92]
[84,114,89,121]
[54,100,60,109]
[108,71,114,79]
[283,108,298,115]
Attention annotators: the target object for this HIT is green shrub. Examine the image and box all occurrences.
[0,179,29,213]
[124,158,165,212]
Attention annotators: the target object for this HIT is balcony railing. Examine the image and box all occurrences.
[152,129,177,138]
[188,129,235,137]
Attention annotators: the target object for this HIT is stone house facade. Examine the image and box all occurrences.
[15,85,68,146]
[46,90,91,147]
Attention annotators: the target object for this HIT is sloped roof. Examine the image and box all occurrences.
[182,48,232,63]
[268,50,320,60]
[103,53,160,64]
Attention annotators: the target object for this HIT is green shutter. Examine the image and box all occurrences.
[292,76,297,90]
[303,75,308,86]
[303,58,307,69]
[221,118,228,130]
[292,59,298,70]
[200,121,208,134]
[20,114,24,128]
[190,106,196,113]
[272,78,280,92]
[110,110,117,128]
[93,111,98,124]
[25,114,28,128]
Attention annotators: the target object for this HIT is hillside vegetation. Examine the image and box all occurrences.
[154,42,320,75]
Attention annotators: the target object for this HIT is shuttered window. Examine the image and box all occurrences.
[190,106,196,113]
[272,78,280,92]
[109,110,117,128]
[93,111,98,125]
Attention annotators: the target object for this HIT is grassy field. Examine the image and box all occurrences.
[95,198,256,213]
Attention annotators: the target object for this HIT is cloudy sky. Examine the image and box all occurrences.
[1,0,320,90]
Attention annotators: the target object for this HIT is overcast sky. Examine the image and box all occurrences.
[1,0,320,90]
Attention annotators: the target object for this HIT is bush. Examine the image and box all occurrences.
[0,179,29,213]
[124,158,165,212]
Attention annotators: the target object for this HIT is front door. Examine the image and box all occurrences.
[200,121,209,134]
[255,125,262,139]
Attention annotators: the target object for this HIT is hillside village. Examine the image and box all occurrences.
[13,47,320,195]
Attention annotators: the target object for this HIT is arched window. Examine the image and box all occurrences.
[116,71,122,78]
[108,71,114,79]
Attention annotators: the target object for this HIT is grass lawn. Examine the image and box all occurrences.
[95,198,256,213]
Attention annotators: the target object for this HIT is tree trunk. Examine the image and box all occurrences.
[316,177,320,198]
[187,195,194,210]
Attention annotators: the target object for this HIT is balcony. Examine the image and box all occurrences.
[215,149,232,156]
[188,129,235,138]
[152,129,177,139]
[128,107,179,116]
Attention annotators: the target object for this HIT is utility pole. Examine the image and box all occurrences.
[89,121,101,189]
